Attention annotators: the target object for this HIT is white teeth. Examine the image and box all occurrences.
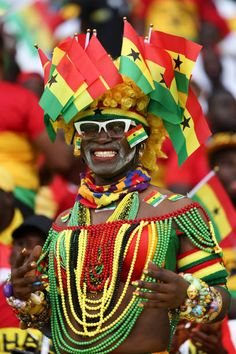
[94,151,117,157]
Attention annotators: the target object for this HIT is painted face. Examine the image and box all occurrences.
[80,120,138,181]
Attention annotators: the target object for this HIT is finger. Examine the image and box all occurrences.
[12,248,30,268]
[132,280,170,293]
[27,245,42,264]
[15,260,38,277]
[134,290,170,302]
[139,300,168,309]
[146,265,176,283]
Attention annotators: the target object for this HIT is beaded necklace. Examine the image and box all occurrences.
[38,195,223,353]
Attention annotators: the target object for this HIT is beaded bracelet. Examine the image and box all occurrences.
[179,273,222,323]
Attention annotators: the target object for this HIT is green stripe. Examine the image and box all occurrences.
[178,254,220,272]
[192,195,222,243]
[174,71,189,94]
[163,120,188,165]
[128,131,147,145]
[44,114,56,142]
[63,102,79,123]
[119,56,153,94]
[149,81,182,123]
[201,270,228,284]
[39,87,63,121]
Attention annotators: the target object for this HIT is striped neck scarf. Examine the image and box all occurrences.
[77,166,151,209]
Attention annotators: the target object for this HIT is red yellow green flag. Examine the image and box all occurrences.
[86,34,122,88]
[164,87,211,165]
[36,47,51,85]
[143,41,181,124]
[189,173,236,243]
[119,19,155,94]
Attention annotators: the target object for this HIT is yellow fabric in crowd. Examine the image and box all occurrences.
[0,132,39,190]
[0,208,23,246]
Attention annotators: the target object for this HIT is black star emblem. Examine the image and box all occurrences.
[181,116,191,131]
[48,74,58,87]
[174,55,183,70]
[159,73,167,86]
[94,108,103,115]
[213,207,220,215]
[127,48,141,62]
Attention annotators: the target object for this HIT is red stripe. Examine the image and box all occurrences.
[67,38,100,85]
[186,87,211,145]
[186,258,220,273]
[144,42,174,87]
[121,224,149,282]
[222,317,236,354]
[57,55,84,91]
[220,229,236,248]
[150,30,202,61]
[86,36,122,88]
[123,20,145,58]
[33,2,63,31]
[87,78,106,99]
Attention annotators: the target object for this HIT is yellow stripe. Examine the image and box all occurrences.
[99,76,110,90]
[74,108,149,126]
[192,262,226,279]
[167,51,195,79]
[74,82,88,98]
[46,70,74,105]
[52,47,65,66]
[178,250,213,268]
[73,90,93,111]
[182,105,200,156]
[122,38,154,89]
[196,184,232,240]
[178,92,188,108]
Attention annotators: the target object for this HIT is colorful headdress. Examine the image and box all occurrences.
[38,20,211,170]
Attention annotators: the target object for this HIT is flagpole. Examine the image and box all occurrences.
[187,167,219,198]
[147,24,153,44]
[85,29,91,49]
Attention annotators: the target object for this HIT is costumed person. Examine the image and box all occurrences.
[6,21,230,354]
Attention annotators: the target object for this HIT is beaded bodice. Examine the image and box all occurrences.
[37,197,225,354]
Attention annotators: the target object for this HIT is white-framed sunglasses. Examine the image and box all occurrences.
[74,119,136,140]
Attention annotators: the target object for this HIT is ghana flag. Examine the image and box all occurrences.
[150,30,201,108]
[39,52,86,121]
[189,173,236,243]
[36,46,51,85]
[119,19,155,94]
[86,34,122,89]
[164,87,211,165]
[143,41,181,124]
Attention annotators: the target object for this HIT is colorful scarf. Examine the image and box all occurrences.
[77,166,151,208]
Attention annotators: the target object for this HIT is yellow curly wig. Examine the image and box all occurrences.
[53,77,167,171]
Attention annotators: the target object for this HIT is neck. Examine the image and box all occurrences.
[93,163,140,186]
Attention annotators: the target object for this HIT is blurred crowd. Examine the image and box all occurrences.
[0,0,236,353]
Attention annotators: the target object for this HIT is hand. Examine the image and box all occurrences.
[132,262,189,309]
[190,323,226,354]
[11,245,44,301]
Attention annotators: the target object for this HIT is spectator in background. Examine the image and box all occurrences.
[0,215,53,354]
[0,29,74,213]
[66,0,130,57]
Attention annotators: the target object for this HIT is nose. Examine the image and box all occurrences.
[96,128,112,143]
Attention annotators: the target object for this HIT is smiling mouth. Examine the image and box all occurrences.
[92,150,118,159]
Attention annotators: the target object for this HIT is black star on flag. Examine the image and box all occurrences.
[94,108,103,115]
[213,207,220,215]
[174,55,183,70]
[159,73,167,86]
[48,74,58,87]
[128,48,141,62]
[181,116,191,131]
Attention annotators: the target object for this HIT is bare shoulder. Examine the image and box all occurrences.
[53,208,72,228]
[139,184,196,219]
